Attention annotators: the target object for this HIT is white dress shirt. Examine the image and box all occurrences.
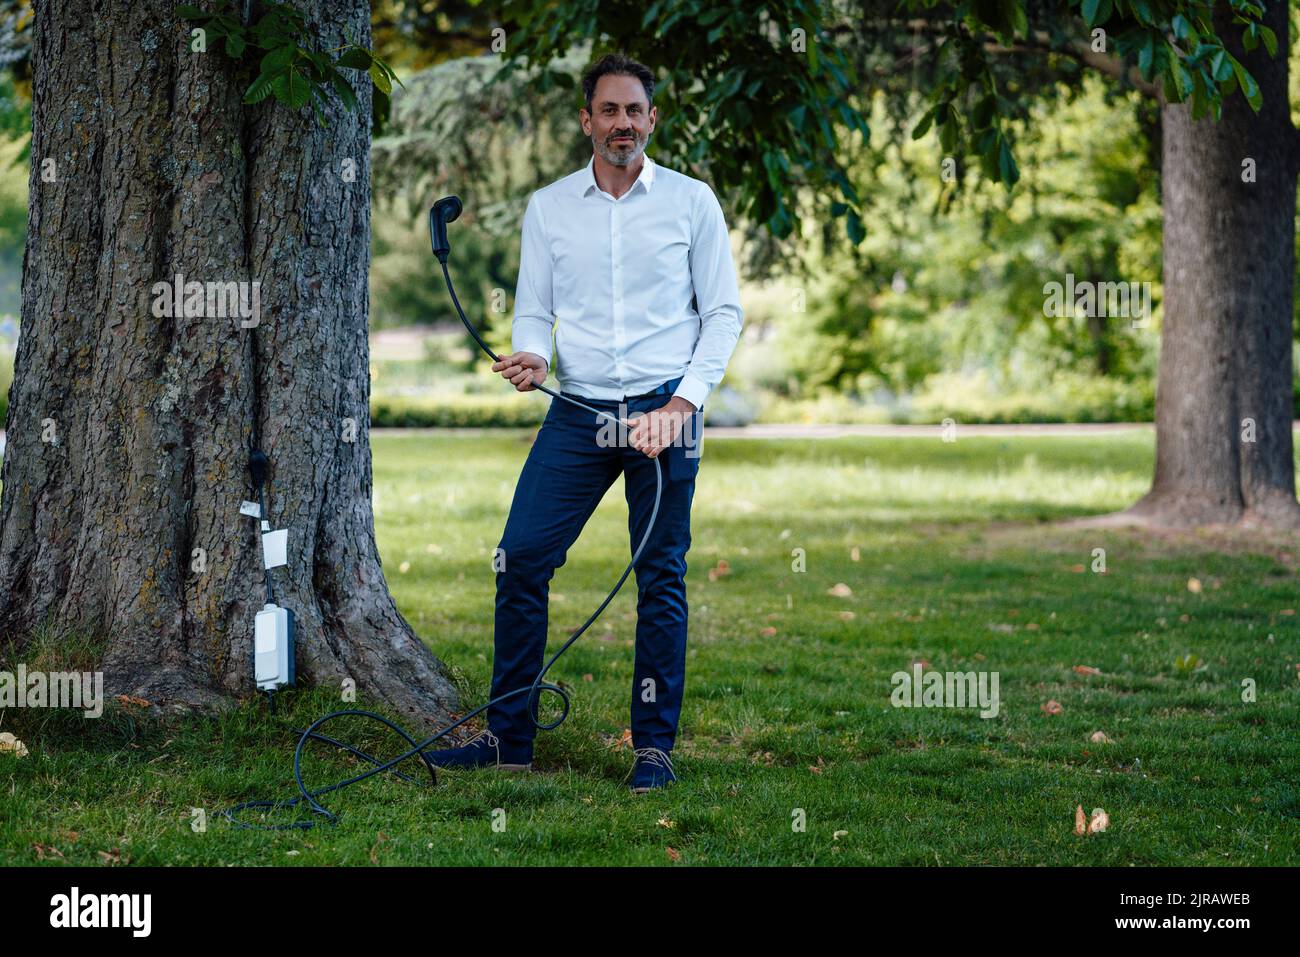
[510,154,744,411]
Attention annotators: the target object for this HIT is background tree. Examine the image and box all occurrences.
[847,1,1298,527]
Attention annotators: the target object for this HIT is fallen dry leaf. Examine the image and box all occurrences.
[582,674,593,682]
[707,559,732,582]
[369,831,389,865]
[1042,700,1063,716]
[1089,731,1114,744]
[114,694,151,709]
[850,546,861,561]
[759,626,777,637]
[1074,805,1087,836]
[827,583,853,598]
[839,611,855,621]
[1187,577,1203,593]
[666,846,681,862]
[1088,808,1109,833]
[833,830,849,840]
[0,732,29,757]
[1073,665,1102,676]
[657,817,675,829]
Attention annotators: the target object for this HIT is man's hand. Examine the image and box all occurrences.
[628,396,697,458]
[492,351,548,391]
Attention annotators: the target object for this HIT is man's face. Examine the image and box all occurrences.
[581,73,656,167]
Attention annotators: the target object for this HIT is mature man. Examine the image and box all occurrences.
[427,52,744,793]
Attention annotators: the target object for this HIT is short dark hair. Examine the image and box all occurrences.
[581,53,655,113]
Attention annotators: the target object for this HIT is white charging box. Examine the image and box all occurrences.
[254,602,296,691]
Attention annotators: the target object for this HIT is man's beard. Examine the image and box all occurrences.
[594,128,649,167]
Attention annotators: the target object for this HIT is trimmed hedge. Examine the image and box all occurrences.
[370,393,547,428]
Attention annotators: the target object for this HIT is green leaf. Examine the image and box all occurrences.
[1008,1,1027,38]
[1259,25,1277,58]
[337,47,373,71]
[1171,13,1191,39]
[273,67,311,109]
[224,32,245,58]
[330,74,358,113]
[369,62,392,96]
[1228,54,1262,111]
[997,138,1019,186]
[371,54,403,90]
[373,90,391,135]
[1162,72,1180,103]
[243,71,276,105]
[262,44,296,74]
[1138,34,1155,79]
[939,106,958,153]
[175,4,208,19]
[846,208,865,244]
[911,104,937,140]
[1210,49,1232,82]
[300,49,334,81]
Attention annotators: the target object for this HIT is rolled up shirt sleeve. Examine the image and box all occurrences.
[510,193,555,369]
[673,182,744,411]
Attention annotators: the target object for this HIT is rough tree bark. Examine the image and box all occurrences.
[1128,0,1299,528]
[0,0,460,728]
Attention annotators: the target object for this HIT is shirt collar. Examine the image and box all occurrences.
[578,153,656,198]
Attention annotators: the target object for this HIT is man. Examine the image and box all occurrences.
[426,52,744,793]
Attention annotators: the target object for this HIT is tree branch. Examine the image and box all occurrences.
[987,32,1161,100]
[859,19,1161,100]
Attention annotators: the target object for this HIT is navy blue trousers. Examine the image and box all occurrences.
[487,375,702,753]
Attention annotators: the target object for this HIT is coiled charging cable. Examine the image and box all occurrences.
[224,196,663,830]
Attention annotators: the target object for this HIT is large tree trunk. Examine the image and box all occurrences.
[1129,0,1299,528]
[0,0,460,729]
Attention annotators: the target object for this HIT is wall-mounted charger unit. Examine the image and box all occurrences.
[255,602,296,691]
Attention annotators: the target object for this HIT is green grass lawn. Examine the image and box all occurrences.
[3,429,1299,865]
